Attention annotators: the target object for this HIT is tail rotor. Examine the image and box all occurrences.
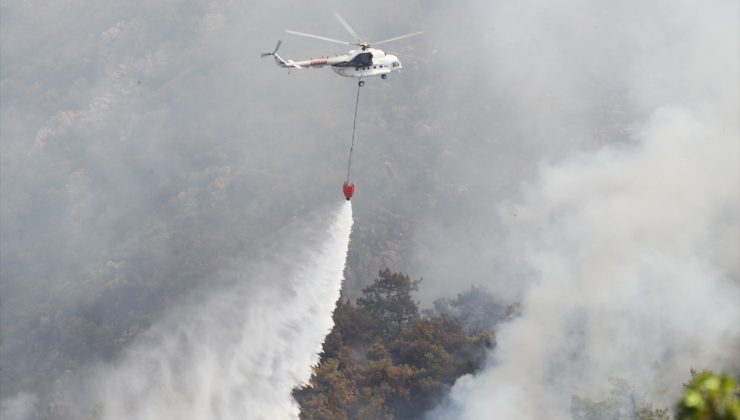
[261,40,282,58]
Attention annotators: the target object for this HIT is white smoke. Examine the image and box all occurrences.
[68,202,353,420]
[426,0,739,417]
[429,105,739,419]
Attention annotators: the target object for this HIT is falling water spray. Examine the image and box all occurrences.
[62,202,355,420]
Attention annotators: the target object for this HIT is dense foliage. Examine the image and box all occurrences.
[293,269,513,420]
[675,371,740,420]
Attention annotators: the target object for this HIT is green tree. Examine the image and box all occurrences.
[675,371,740,420]
[356,269,421,337]
[296,270,504,420]
[294,348,357,420]
[322,298,377,356]
[390,316,492,417]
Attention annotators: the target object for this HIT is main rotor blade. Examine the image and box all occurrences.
[285,30,353,46]
[334,12,362,42]
[372,31,425,46]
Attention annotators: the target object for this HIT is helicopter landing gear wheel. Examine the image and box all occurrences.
[381,74,387,80]
[358,80,365,87]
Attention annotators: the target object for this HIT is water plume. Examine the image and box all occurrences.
[75,202,353,420]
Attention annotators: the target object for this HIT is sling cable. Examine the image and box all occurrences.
[342,81,362,200]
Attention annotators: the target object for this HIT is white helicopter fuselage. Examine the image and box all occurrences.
[272,48,402,79]
[330,49,402,78]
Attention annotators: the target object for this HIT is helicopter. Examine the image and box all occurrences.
[261,13,423,86]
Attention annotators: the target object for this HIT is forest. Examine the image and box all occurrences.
[294,269,740,420]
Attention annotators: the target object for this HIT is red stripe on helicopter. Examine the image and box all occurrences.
[310,58,328,66]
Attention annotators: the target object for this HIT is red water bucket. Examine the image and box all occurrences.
[342,182,355,201]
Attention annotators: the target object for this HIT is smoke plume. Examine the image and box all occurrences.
[430,104,739,418]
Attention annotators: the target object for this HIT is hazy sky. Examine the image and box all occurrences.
[2,0,738,418]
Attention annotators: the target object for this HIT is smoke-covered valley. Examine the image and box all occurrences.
[1,0,738,419]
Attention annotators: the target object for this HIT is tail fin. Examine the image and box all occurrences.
[261,41,301,68]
